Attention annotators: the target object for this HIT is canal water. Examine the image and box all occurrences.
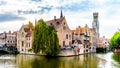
[0,52,120,68]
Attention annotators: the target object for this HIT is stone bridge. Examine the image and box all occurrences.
[0,47,15,54]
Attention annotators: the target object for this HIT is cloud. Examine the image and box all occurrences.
[0,13,26,22]
[18,6,52,14]
[0,0,120,38]
[0,1,7,5]
[30,0,42,2]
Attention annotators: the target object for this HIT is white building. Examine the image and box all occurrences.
[17,24,33,53]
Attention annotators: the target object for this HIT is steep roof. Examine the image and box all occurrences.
[46,17,65,30]
[19,24,29,31]
[24,28,30,32]
[26,31,32,37]
[72,27,89,35]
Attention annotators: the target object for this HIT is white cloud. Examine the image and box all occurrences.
[0,0,120,39]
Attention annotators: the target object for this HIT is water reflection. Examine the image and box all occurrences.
[112,54,120,63]
[0,53,120,68]
[112,53,120,68]
[16,54,99,68]
[0,55,16,68]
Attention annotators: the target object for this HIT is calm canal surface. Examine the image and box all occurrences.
[0,52,120,68]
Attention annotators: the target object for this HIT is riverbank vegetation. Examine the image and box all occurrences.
[32,19,60,56]
[96,47,107,53]
[110,32,120,52]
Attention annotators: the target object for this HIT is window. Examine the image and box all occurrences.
[22,41,24,47]
[69,35,71,39]
[64,22,65,25]
[69,42,72,45]
[29,43,30,47]
[57,22,59,25]
[66,34,68,39]
[22,32,24,37]
[63,41,65,47]
[63,26,66,30]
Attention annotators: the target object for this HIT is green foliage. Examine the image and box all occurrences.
[45,26,60,56]
[32,19,60,56]
[28,48,32,52]
[32,19,48,54]
[110,32,120,50]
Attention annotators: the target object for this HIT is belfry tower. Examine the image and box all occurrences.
[60,10,63,18]
[92,12,99,38]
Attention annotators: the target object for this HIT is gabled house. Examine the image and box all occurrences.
[0,31,17,46]
[45,11,72,48]
[97,36,109,48]
[17,23,33,53]
[72,40,83,54]
[72,24,91,53]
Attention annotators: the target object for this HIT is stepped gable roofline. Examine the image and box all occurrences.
[46,16,65,30]
[72,27,87,35]
[72,30,77,33]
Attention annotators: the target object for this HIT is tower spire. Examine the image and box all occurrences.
[60,10,63,18]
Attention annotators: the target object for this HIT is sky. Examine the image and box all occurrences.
[0,0,120,38]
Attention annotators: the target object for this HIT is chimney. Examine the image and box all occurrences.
[54,16,56,21]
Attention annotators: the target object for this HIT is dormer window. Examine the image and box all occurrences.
[57,22,59,25]
[64,22,65,25]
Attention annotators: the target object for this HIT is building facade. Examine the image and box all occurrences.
[72,24,91,53]
[6,31,17,47]
[46,16,72,48]
[0,31,17,47]
[17,24,33,53]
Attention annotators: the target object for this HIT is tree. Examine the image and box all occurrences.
[32,19,60,56]
[32,19,48,54]
[28,21,34,29]
[110,32,120,50]
[45,26,60,56]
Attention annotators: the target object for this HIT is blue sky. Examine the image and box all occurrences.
[0,0,120,38]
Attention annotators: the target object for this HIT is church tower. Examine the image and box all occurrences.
[60,10,63,18]
[92,12,99,38]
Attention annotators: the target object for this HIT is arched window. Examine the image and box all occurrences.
[66,34,68,39]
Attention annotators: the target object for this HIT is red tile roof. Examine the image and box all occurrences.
[72,27,89,35]
[26,31,32,37]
